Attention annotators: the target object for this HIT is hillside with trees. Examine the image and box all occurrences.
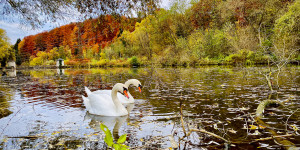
[11,0,300,67]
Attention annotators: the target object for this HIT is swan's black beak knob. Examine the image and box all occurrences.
[138,84,142,93]
[123,88,129,99]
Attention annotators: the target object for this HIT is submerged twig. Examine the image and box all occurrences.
[8,135,41,139]
[178,103,230,144]
[251,134,294,143]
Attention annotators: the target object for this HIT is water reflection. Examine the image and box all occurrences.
[57,68,65,76]
[0,67,299,149]
[84,103,134,139]
[85,112,128,139]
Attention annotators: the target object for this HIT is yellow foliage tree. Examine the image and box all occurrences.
[0,28,14,67]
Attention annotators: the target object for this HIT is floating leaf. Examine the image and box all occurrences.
[252,130,261,135]
[249,125,258,130]
[140,138,144,142]
[228,129,237,134]
[213,124,218,130]
[291,125,298,131]
[259,125,266,129]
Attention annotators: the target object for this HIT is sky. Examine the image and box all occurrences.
[0,0,171,45]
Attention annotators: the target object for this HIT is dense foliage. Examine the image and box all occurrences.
[14,0,300,66]
[0,28,14,67]
[1,0,158,28]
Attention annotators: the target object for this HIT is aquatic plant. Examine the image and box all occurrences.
[100,123,129,150]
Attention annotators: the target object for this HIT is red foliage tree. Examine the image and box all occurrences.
[19,15,136,60]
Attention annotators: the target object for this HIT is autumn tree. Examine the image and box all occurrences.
[0,28,14,67]
[189,0,222,29]
[1,0,159,28]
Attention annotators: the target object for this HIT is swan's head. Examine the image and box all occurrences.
[125,79,143,93]
[114,83,130,99]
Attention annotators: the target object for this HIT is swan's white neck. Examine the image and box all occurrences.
[111,85,127,114]
[125,79,139,87]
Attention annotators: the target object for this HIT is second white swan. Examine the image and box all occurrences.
[82,83,130,116]
[85,79,142,103]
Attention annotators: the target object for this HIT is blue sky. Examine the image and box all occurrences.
[0,0,171,45]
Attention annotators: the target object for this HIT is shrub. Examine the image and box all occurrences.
[30,57,43,66]
[129,56,140,67]
[224,49,258,64]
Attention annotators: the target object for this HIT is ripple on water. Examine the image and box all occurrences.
[0,67,299,149]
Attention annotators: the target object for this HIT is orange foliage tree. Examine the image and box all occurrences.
[18,15,136,62]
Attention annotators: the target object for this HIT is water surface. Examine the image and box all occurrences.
[0,67,299,149]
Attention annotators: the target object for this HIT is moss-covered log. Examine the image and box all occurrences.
[255,100,297,150]
[255,100,283,118]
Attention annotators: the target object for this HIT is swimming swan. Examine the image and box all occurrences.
[86,79,142,103]
[82,83,130,116]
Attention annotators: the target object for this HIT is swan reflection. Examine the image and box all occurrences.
[84,103,134,139]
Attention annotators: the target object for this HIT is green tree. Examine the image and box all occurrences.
[0,28,13,67]
[13,38,22,65]
[273,0,300,59]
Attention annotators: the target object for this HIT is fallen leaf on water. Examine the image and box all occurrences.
[291,125,298,131]
[259,125,266,129]
[228,129,237,134]
[252,130,261,135]
[249,125,258,130]
[213,124,218,130]
[240,107,249,111]
[140,138,144,142]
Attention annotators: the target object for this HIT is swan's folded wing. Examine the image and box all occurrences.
[85,87,92,95]
[93,90,111,95]
[88,93,116,116]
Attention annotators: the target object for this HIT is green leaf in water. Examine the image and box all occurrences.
[117,134,127,144]
[100,123,113,147]
[113,144,121,150]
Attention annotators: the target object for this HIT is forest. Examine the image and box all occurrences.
[1,0,300,67]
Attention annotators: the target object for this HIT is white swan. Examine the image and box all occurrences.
[86,79,142,103]
[82,83,130,116]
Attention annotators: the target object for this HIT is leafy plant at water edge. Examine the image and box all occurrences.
[100,123,129,150]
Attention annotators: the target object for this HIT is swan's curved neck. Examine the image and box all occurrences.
[124,80,132,87]
[111,87,124,111]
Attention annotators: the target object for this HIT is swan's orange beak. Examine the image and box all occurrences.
[138,85,142,93]
[124,90,129,99]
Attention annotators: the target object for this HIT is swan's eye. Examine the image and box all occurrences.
[138,84,143,89]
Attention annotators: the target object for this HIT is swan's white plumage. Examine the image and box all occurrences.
[83,83,128,116]
[85,86,92,95]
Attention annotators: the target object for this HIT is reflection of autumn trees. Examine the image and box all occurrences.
[0,86,13,118]
[19,68,146,109]
[20,70,101,108]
